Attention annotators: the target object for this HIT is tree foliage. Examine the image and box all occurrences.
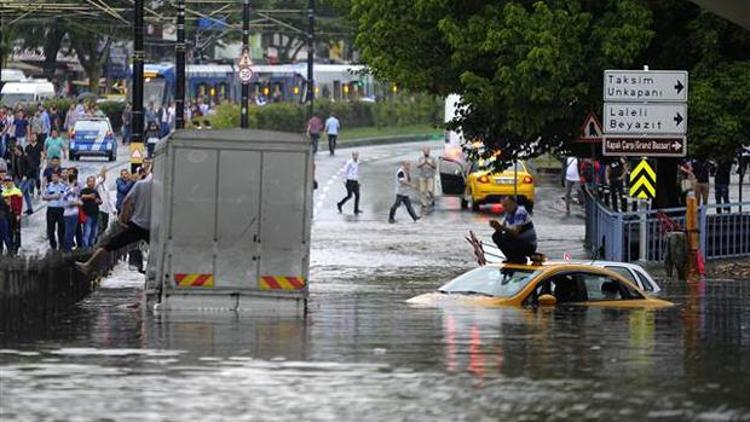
[352,0,750,170]
[352,0,653,165]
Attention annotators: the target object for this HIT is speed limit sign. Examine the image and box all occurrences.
[239,66,253,83]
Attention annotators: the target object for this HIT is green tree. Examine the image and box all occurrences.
[352,0,653,164]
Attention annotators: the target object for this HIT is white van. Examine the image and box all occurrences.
[0,80,55,106]
[1,69,26,83]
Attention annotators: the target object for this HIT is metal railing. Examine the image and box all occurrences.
[585,191,750,262]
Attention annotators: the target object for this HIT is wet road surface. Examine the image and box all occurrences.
[2,141,750,421]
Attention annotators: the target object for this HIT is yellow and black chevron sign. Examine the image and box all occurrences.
[629,159,656,199]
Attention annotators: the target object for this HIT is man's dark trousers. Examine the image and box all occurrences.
[338,180,360,212]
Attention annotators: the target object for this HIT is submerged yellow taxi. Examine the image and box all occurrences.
[408,263,673,308]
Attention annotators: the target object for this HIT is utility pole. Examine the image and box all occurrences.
[306,0,315,120]
[175,0,186,129]
[129,0,146,173]
[240,0,250,129]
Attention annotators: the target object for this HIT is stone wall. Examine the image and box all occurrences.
[0,250,123,332]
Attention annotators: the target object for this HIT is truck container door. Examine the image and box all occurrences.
[259,151,309,291]
[169,148,219,287]
[215,150,262,288]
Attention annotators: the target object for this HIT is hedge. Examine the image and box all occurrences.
[206,95,443,131]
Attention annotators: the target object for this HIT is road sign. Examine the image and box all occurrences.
[238,66,253,83]
[629,159,656,199]
[603,136,686,157]
[604,103,687,135]
[129,142,145,165]
[604,70,688,102]
[576,112,603,143]
[238,49,253,83]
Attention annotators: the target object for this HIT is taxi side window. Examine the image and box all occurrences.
[604,266,637,285]
[636,271,654,292]
[581,273,623,301]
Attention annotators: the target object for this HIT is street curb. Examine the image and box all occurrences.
[338,134,441,149]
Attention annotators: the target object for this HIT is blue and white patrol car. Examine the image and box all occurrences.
[70,117,117,161]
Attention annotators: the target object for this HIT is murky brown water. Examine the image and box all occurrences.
[2,268,750,421]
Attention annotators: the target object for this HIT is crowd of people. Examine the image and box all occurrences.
[563,155,746,215]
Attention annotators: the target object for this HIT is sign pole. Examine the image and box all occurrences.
[306,0,315,120]
[130,0,145,173]
[175,0,186,130]
[240,0,250,129]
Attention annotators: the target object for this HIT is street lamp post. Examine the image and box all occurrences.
[240,0,250,129]
[175,0,186,129]
[306,0,315,120]
[132,0,145,148]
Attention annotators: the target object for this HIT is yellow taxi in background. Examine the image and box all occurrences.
[407,263,673,309]
[466,160,535,212]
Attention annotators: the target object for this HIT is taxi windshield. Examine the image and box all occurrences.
[438,266,539,297]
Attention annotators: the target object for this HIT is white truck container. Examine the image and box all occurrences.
[148,129,313,314]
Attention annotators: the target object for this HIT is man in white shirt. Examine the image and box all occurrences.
[337,151,362,214]
[324,113,341,156]
[388,161,420,223]
[94,167,115,242]
[564,156,580,216]
[416,147,437,210]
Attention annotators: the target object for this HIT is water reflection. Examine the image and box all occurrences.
[2,277,750,420]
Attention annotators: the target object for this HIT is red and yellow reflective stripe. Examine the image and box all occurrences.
[259,276,306,291]
[174,273,214,288]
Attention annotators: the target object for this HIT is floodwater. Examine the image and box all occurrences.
[3,142,750,420]
[2,267,750,421]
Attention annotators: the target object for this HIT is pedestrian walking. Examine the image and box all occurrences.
[61,174,82,251]
[12,110,29,148]
[0,106,10,159]
[2,176,23,254]
[38,104,51,144]
[324,113,341,155]
[714,159,732,213]
[606,158,627,212]
[121,103,132,145]
[8,144,33,215]
[95,167,114,241]
[685,158,710,207]
[0,177,13,255]
[145,121,161,158]
[64,103,78,137]
[416,147,437,210]
[44,129,66,161]
[337,151,362,214]
[80,176,102,248]
[306,113,323,154]
[388,161,420,223]
[145,101,158,125]
[564,156,580,216]
[116,169,135,214]
[24,133,43,195]
[76,175,153,274]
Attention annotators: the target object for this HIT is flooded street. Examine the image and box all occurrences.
[2,142,750,421]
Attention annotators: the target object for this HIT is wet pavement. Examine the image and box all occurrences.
[2,141,750,421]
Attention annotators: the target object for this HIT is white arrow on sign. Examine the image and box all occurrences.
[603,103,688,135]
[604,70,688,102]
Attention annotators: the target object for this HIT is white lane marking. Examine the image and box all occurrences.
[322,186,330,193]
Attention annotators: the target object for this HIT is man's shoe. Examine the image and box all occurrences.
[337,203,343,213]
[388,218,396,224]
[354,209,363,214]
[25,209,33,216]
[413,216,421,222]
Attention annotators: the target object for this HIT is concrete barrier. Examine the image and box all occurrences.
[0,249,124,332]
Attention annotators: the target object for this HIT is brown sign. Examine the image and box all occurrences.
[602,136,686,157]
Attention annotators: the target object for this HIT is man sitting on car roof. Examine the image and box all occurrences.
[489,197,537,264]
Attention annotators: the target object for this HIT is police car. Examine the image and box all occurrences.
[69,117,117,161]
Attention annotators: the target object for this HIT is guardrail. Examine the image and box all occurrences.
[584,191,750,263]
